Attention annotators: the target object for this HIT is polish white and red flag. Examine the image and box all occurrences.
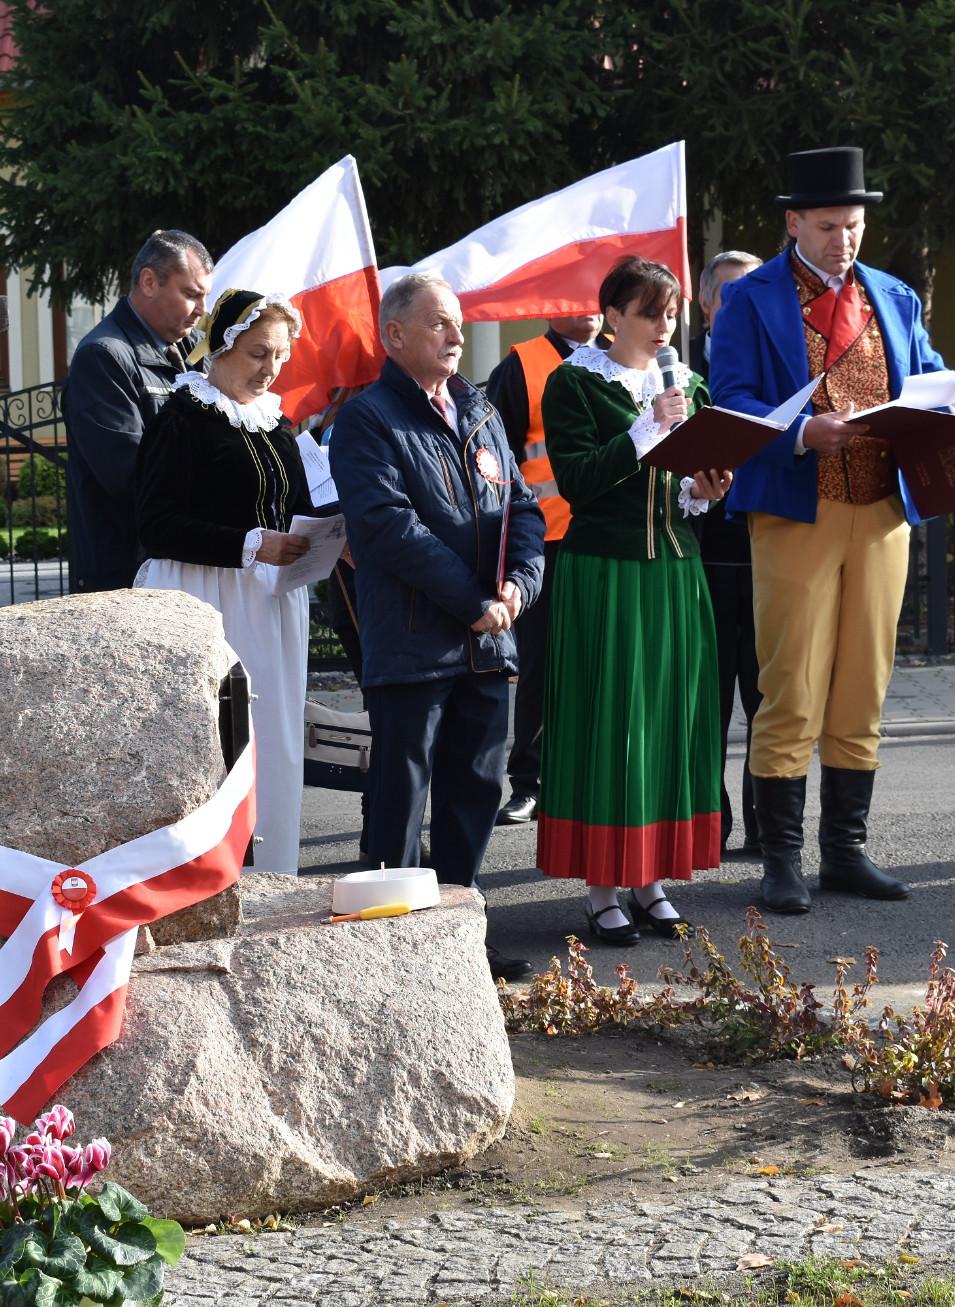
[381,142,690,318]
[211,154,384,423]
[0,739,255,1123]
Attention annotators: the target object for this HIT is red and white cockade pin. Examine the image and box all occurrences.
[475,446,504,484]
[52,870,97,955]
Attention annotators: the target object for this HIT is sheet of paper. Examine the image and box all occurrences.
[267,513,346,596]
[296,433,339,508]
[764,375,825,428]
[708,375,822,431]
[896,370,955,410]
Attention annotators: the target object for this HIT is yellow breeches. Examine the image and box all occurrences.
[748,496,910,778]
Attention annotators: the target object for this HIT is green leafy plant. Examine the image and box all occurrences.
[13,527,62,561]
[10,496,64,529]
[657,906,864,1061]
[17,456,66,503]
[836,939,955,1109]
[498,934,687,1036]
[1,1105,185,1304]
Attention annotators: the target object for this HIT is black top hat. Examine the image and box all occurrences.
[775,147,882,208]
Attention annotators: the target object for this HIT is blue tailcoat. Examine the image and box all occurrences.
[709,249,945,525]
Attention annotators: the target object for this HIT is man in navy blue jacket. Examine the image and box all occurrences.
[331,273,545,979]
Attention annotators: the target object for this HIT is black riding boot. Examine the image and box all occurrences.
[818,766,909,899]
[752,775,811,913]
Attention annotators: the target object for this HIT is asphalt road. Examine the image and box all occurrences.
[300,728,955,1013]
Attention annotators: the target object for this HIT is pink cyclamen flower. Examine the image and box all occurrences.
[35,1145,68,1185]
[82,1138,111,1182]
[34,1105,75,1141]
[62,1145,87,1191]
[0,1116,15,1155]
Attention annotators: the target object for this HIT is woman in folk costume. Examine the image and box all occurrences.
[136,288,314,875]
[536,256,732,943]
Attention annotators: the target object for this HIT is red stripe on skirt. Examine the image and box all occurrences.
[537,811,721,888]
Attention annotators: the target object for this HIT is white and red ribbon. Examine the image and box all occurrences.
[0,739,255,1122]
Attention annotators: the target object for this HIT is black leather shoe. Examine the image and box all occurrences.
[628,891,694,938]
[753,775,812,913]
[585,904,641,946]
[486,945,533,982]
[496,794,539,825]
[818,765,909,900]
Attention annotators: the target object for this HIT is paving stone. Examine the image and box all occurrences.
[164,1169,955,1306]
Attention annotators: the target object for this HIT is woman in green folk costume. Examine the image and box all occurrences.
[536,256,732,944]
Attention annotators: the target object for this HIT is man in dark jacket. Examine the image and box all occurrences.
[63,229,213,592]
[331,272,545,980]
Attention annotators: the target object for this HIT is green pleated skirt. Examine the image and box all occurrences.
[536,547,722,887]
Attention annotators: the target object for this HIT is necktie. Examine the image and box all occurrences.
[165,342,185,374]
[431,393,451,425]
[824,277,868,370]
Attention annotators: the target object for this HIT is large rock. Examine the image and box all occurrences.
[60,875,514,1223]
[0,591,232,863]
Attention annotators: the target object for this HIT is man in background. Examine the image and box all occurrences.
[693,251,763,857]
[63,229,212,592]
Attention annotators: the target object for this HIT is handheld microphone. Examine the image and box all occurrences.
[656,344,679,392]
[655,344,681,430]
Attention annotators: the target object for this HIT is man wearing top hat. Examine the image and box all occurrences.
[709,146,945,914]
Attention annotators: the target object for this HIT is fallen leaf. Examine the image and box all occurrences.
[673,1100,687,1108]
[727,1087,767,1103]
[839,1260,867,1270]
[832,1294,863,1307]
[785,1294,801,1304]
[897,1293,912,1301]
[811,1223,843,1234]
[234,1219,252,1232]
[736,1252,774,1270]
[591,1151,614,1159]
[898,1252,919,1265]
[755,1165,781,1176]
[664,1174,679,1183]
[799,1098,825,1107]
[875,1077,897,1099]
[361,1193,380,1206]
[919,1083,943,1111]
[827,956,857,966]
[694,1062,718,1070]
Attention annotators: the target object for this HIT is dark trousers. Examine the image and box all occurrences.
[506,538,560,797]
[365,672,510,887]
[704,562,761,846]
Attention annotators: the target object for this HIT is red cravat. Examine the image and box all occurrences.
[431,393,451,424]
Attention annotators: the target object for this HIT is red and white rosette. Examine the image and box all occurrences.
[0,737,255,1123]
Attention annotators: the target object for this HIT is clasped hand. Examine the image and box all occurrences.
[256,529,310,565]
[652,385,688,433]
[471,582,522,636]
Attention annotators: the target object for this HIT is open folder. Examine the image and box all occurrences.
[639,376,822,476]
[846,370,955,517]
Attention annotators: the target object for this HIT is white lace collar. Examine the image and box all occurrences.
[173,371,283,433]
[565,343,692,407]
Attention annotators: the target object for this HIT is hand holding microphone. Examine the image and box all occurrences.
[653,345,687,433]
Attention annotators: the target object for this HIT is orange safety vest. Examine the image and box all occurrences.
[512,336,571,542]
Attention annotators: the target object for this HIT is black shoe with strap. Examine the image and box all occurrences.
[817,765,909,900]
[752,775,812,913]
[628,891,694,939]
[585,904,641,946]
[496,793,539,825]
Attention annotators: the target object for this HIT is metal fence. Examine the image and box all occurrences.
[0,382,70,606]
[2,382,952,658]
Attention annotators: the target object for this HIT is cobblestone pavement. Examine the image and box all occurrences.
[167,1170,955,1305]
